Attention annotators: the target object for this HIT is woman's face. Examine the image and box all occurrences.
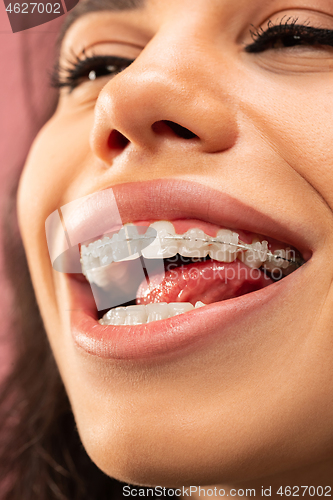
[18,0,333,489]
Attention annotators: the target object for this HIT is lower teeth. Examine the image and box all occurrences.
[100,301,205,326]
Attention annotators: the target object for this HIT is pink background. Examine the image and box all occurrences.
[0,6,64,379]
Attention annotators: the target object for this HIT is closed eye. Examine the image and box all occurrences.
[51,52,135,92]
[245,18,333,53]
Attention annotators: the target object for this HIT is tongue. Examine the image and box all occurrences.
[136,259,273,306]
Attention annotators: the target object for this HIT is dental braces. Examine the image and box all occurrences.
[82,233,304,268]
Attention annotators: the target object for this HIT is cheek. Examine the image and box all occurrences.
[18,112,93,241]
[273,102,333,208]
[237,70,333,211]
[17,113,94,340]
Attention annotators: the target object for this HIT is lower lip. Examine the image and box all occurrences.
[69,269,298,361]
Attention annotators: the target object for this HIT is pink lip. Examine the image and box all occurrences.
[70,270,300,360]
[66,179,312,361]
[65,179,312,259]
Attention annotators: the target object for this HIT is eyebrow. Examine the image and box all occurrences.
[58,0,144,46]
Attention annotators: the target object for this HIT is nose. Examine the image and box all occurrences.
[90,31,239,163]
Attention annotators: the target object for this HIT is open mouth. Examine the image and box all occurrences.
[59,179,313,359]
[79,219,305,326]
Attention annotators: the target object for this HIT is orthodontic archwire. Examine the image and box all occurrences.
[82,233,304,268]
[161,235,302,267]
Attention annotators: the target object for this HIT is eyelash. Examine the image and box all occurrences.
[246,17,333,53]
[51,51,135,91]
[52,17,333,91]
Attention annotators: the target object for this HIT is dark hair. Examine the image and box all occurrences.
[0,178,129,499]
[0,17,169,498]
[0,28,126,496]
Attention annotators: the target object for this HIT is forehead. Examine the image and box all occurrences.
[61,0,145,39]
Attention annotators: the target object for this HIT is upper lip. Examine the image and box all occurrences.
[64,179,312,261]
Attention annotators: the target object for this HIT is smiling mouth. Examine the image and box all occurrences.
[79,219,305,326]
[61,180,312,359]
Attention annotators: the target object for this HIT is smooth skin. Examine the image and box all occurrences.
[18,0,333,496]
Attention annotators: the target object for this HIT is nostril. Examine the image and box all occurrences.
[108,129,130,150]
[164,120,198,139]
[152,120,198,140]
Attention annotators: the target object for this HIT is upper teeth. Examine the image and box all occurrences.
[80,220,299,280]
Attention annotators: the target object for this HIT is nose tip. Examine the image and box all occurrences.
[90,62,239,164]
